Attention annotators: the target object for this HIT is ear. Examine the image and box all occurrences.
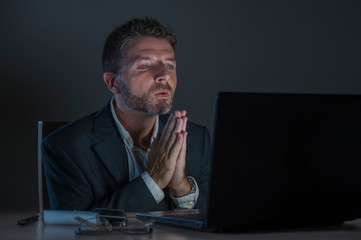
[103,72,120,94]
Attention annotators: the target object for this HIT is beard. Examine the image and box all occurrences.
[118,80,174,115]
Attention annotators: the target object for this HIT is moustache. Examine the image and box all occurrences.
[150,83,173,92]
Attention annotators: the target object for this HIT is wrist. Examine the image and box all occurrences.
[169,177,194,197]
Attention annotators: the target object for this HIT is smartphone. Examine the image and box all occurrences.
[93,208,127,222]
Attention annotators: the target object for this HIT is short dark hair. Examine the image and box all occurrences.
[102,17,177,74]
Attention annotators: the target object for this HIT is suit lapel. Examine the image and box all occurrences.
[91,102,129,184]
[158,114,168,133]
[90,106,170,185]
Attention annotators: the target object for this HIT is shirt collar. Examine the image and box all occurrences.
[110,97,159,150]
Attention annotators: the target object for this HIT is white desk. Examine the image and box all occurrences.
[1,213,361,240]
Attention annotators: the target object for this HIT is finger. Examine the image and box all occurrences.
[161,113,174,134]
[164,113,185,144]
[165,119,183,154]
[172,131,187,184]
[161,113,178,143]
[161,111,185,151]
[181,116,188,132]
[176,110,187,131]
[177,131,187,164]
[168,132,183,158]
[173,110,182,118]
[173,117,184,134]
[180,110,187,117]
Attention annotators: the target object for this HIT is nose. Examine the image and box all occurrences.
[153,63,170,82]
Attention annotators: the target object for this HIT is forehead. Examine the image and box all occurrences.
[124,37,175,59]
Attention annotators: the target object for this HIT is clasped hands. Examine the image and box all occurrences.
[147,110,191,197]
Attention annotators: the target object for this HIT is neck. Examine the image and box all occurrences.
[113,96,157,151]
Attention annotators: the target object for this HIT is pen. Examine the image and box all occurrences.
[16,215,39,226]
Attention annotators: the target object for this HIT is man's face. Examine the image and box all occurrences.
[117,37,177,115]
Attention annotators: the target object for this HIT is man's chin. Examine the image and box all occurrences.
[148,99,173,115]
[145,105,172,115]
[158,107,172,115]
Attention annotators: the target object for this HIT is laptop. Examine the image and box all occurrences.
[137,92,361,231]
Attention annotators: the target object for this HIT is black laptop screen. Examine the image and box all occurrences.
[207,92,361,229]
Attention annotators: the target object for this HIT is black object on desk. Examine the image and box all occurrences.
[16,215,39,226]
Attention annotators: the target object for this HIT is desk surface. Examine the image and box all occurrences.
[1,213,361,240]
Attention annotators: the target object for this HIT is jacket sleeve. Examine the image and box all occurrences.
[42,139,172,212]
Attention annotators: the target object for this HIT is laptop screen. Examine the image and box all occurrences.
[207,92,361,229]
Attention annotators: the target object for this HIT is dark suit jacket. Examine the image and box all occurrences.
[42,102,211,212]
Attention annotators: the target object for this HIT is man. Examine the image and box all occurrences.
[42,17,211,212]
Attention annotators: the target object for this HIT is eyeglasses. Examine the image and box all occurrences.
[74,216,153,235]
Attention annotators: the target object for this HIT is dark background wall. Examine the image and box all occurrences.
[1,0,360,212]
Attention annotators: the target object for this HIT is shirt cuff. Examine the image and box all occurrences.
[141,172,165,204]
[170,176,199,209]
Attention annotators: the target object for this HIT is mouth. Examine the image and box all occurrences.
[154,90,170,98]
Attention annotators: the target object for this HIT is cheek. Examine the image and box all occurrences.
[171,76,177,90]
[129,79,153,96]
[168,71,177,83]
